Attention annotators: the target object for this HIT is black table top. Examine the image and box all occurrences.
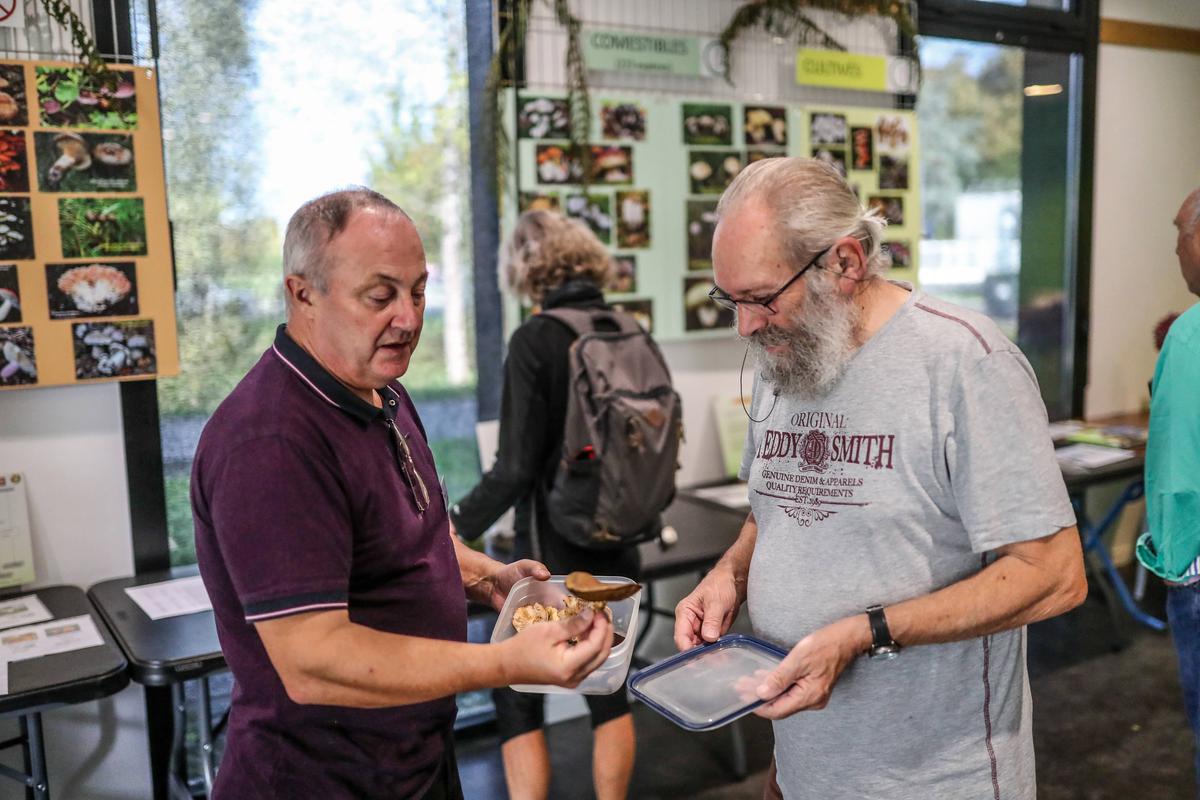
[0,585,128,717]
[87,565,225,687]
[640,491,747,580]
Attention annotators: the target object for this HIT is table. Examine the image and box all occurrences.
[0,585,129,800]
[87,566,225,800]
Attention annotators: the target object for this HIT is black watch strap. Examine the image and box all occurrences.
[866,604,898,656]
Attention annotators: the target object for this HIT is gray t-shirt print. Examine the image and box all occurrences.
[740,284,1075,800]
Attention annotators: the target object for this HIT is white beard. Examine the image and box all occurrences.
[744,269,862,398]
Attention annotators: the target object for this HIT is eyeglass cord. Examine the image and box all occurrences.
[739,343,779,423]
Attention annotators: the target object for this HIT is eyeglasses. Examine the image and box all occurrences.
[708,245,833,315]
[385,418,430,513]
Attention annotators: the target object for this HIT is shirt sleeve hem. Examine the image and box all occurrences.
[968,515,1078,554]
[243,591,349,623]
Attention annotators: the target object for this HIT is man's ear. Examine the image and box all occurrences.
[284,274,312,308]
[834,237,870,288]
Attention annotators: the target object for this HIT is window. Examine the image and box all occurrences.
[154,0,479,565]
[915,0,1093,420]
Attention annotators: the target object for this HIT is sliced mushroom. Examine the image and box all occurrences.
[46,133,91,188]
[0,288,17,322]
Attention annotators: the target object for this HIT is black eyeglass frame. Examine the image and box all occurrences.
[707,244,834,315]
[385,418,431,513]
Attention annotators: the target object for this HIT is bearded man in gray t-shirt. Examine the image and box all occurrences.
[674,157,1085,800]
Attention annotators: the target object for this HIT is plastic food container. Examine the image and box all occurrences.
[490,575,641,695]
[629,634,787,731]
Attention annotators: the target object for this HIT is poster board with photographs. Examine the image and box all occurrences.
[506,91,919,340]
[0,61,177,392]
[797,105,920,281]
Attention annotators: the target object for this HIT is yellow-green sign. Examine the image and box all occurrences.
[796,49,888,91]
[584,29,721,77]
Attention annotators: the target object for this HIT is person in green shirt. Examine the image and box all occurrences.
[1136,186,1200,788]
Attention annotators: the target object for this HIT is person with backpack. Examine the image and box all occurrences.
[450,209,681,800]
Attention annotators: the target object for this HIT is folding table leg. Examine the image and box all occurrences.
[21,714,48,800]
[198,677,215,796]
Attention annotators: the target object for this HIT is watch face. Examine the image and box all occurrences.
[870,645,900,660]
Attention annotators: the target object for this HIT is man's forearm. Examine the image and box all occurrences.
[452,533,505,606]
[265,616,508,708]
[715,513,758,602]
[885,527,1087,648]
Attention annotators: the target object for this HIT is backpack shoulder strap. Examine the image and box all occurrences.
[538,307,596,337]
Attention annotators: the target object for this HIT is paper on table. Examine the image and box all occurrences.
[691,482,751,510]
[0,614,105,664]
[124,575,212,621]
[0,594,52,631]
[1055,443,1136,470]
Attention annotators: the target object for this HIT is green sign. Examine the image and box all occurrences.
[584,29,720,77]
[796,48,888,91]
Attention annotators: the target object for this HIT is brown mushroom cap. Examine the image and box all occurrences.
[0,92,18,121]
[92,141,133,166]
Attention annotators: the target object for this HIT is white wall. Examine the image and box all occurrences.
[1086,2,1200,418]
[0,382,148,798]
[661,337,746,485]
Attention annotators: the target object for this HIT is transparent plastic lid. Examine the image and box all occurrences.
[629,634,787,731]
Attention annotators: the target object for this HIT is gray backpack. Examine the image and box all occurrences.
[540,307,683,550]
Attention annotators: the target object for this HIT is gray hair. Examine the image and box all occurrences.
[282,187,411,292]
[716,157,889,276]
[1185,187,1200,234]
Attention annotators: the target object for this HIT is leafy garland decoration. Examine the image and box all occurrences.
[488,0,919,203]
[487,0,592,203]
[717,0,920,86]
[37,0,116,86]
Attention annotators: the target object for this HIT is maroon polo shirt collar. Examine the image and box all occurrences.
[270,323,392,425]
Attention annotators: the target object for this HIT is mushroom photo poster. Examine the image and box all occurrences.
[0,61,177,392]
[503,90,920,340]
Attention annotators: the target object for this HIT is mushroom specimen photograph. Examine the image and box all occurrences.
[72,319,156,380]
[611,299,652,333]
[879,154,909,190]
[45,262,139,319]
[564,193,613,244]
[686,199,719,270]
[587,146,633,185]
[58,198,147,258]
[688,150,742,195]
[36,67,138,130]
[682,103,732,146]
[0,130,29,192]
[0,326,36,386]
[683,276,734,332]
[615,190,650,249]
[810,113,848,146]
[868,195,905,227]
[812,146,848,178]
[0,198,34,261]
[0,64,28,127]
[851,126,874,170]
[600,102,646,141]
[608,254,636,294]
[517,96,570,139]
[535,144,577,185]
[35,132,136,192]
[885,241,912,269]
[744,106,787,147]
[0,264,20,323]
[518,192,560,212]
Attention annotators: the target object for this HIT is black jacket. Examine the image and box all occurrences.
[450,281,638,575]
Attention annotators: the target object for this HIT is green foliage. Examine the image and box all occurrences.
[918,47,1023,238]
[58,198,147,257]
[36,0,112,84]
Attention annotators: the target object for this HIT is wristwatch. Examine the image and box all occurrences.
[866,605,900,659]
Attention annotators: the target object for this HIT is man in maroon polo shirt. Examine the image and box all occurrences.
[191,188,612,799]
